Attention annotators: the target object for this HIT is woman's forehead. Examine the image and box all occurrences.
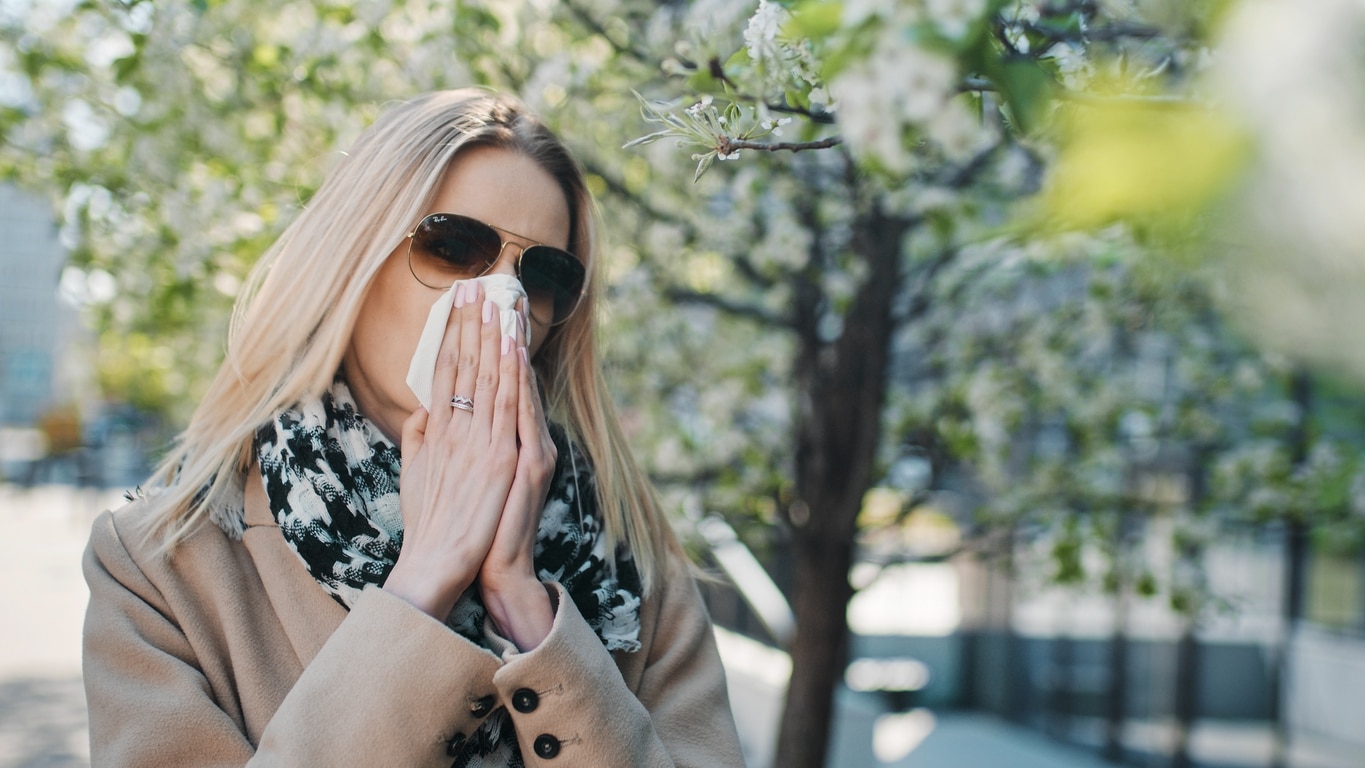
[428,147,572,251]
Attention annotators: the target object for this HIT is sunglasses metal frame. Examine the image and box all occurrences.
[405,212,586,326]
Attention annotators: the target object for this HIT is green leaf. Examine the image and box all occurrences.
[725,47,753,73]
[692,151,716,183]
[113,53,142,83]
[623,130,674,149]
[785,1,842,38]
[687,68,718,93]
[996,56,1055,135]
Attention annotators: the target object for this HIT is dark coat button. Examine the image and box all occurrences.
[445,733,466,756]
[512,687,539,713]
[533,734,561,759]
[470,695,495,718]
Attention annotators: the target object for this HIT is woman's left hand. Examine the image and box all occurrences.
[479,306,557,650]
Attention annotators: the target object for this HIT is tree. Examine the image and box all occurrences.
[617,2,1234,765]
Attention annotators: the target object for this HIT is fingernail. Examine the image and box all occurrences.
[453,282,465,309]
[519,347,530,365]
[482,299,494,324]
[502,334,513,356]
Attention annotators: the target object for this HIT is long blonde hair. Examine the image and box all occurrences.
[147,89,681,593]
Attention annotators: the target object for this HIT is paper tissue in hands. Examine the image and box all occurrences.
[405,273,528,411]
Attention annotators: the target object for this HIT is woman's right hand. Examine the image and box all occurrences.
[383,280,522,620]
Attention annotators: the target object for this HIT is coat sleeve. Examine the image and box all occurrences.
[82,510,500,768]
[489,555,745,768]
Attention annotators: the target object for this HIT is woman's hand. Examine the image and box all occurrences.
[480,301,556,650]
[384,281,522,620]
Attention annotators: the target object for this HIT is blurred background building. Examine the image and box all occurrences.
[0,183,65,427]
[0,184,152,488]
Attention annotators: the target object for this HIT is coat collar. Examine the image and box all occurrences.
[240,467,347,667]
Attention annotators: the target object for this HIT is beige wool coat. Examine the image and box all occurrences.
[82,471,745,768]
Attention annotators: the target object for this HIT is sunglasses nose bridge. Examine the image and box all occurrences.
[484,239,526,277]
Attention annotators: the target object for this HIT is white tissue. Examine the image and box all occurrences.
[405,273,528,411]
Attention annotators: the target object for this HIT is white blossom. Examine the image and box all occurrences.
[830,37,958,173]
[744,0,788,66]
[686,94,713,117]
[832,60,912,173]
[925,97,988,161]
[926,0,987,40]
[1043,41,1092,89]
[893,45,958,122]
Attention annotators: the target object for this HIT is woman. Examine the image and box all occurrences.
[82,89,744,767]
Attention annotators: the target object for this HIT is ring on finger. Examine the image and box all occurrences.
[450,394,475,412]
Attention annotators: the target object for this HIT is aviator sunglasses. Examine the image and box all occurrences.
[405,212,587,326]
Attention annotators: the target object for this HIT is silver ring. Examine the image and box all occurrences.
[450,395,474,412]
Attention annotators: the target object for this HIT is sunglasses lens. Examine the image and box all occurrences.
[409,214,500,287]
[521,246,585,325]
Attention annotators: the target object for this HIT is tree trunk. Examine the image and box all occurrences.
[1103,589,1129,763]
[771,194,909,768]
[1104,510,1133,764]
[1271,371,1312,768]
[1171,617,1198,768]
[774,531,856,768]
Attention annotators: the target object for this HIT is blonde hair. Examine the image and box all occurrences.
[147,89,681,593]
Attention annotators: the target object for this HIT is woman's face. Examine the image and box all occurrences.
[344,146,574,442]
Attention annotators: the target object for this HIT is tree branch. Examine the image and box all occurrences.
[937,143,1001,189]
[716,136,843,155]
[766,101,838,125]
[961,75,1195,109]
[958,77,998,93]
[1020,20,1165,44]
[732,251,781,290]
[649,464,731,487]
[899,246,961,324]
[561,1,652,64]
[578,156,695,231]
[662,284,792,330]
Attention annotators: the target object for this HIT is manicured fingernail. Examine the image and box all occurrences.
[519,347,529,365]
[502,334,513,356]
[482,299,494,324]
[453,282,465,308]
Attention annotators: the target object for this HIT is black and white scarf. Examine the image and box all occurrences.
[252,378,642,767]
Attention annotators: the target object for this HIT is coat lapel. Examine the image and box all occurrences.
[240,467,347,668]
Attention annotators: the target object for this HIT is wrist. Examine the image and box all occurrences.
[383,557,473,620]
[482,577,554,651]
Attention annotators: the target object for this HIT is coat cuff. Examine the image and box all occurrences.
[490,582,655,766]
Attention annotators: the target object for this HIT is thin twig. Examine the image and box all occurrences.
[766,102,838,125]
[958,77,998,93]
[960,75,1196,107]
[579,157,694,230]
[716,136,843,155]
[562,1,652,63]
[1019,20,1164,44]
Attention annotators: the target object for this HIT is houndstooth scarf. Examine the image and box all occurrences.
[253,378,642,767]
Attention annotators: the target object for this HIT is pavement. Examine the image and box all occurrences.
[1,483,1358,768]
[0,484,117,768]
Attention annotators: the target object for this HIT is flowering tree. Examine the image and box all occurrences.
[615,1,1248,764]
